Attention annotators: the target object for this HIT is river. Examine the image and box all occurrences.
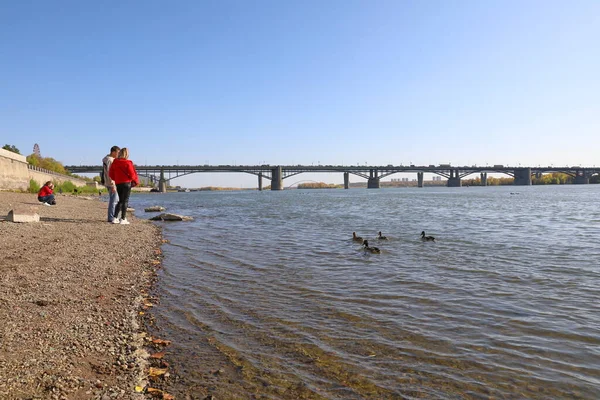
[130,185,600,399]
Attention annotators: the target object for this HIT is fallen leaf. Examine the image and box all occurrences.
[151,260,161,265]
[150,351,166,359]
[134,386,144,392]
[147,387,164,397]
[152,338,172,346]
[163,393,175,400]
[144,301,154,307]
[139,311,145,315]
[148,367,168,377]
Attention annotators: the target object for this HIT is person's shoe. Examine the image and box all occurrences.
[43,202,52,206]
[120,219,130,225]
[112,218,121,224]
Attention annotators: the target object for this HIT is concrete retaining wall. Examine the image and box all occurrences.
[0,148,87,190]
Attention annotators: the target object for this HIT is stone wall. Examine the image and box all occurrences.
[0,148,87,190]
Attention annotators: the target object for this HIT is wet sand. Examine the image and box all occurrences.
[0,192,162,399]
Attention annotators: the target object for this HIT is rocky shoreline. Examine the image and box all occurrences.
[0,192,165,399]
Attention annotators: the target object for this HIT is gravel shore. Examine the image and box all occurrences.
[0,192,163,400]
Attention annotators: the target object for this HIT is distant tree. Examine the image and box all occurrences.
[26,153,67,174]
[297,182,341,189]
[27,154,39,166]
[26,153,41,167]
[2,144,21,154]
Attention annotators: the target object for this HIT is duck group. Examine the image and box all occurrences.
[351,230,436,255]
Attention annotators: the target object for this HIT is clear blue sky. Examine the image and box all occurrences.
[1,1,598,187]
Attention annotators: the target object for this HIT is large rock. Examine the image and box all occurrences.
[8,205,40,223]
[149,213,193,222]
[145,206,166,212]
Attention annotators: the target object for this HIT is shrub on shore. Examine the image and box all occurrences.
[28,179,41,193]
[54,181,105,194]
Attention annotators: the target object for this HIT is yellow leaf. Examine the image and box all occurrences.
[134,386,144,392]
[139,311,145,315]
[148,367,168,377]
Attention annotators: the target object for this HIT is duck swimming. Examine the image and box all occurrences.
[353,232,363,242]
[420,231,435,242]
[363,240,381,254]
[377,231,388,240]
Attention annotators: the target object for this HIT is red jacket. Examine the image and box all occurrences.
[38,185,53,197]
[109,158,139,186]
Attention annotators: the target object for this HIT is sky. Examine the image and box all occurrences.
[1,0,599,188]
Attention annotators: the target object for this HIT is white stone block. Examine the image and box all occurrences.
[7,206,40,223]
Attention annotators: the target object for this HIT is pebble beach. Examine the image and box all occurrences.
[0,192,163,400]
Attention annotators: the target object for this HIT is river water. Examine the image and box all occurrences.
[130,185,600,399]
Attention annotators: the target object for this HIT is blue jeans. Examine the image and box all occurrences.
[38,194,55,204]
[107,187,120,221]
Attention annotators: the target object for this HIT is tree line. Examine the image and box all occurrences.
[462,172,599,185]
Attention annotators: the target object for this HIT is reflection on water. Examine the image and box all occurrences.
[132,186,600,399]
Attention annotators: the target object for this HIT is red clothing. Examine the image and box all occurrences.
[109,158,139,186]
[38,185,53,197]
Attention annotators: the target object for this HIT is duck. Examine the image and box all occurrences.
[420,231,435,242]
[377,231,388,240]
[363,240,381,254]
[353,232,363,242]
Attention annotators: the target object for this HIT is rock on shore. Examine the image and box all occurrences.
[149,213,193,221]
[0,192,162,399]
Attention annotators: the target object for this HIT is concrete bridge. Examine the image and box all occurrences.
[65,164,600,192]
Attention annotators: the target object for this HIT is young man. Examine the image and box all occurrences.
[102,146,120,223]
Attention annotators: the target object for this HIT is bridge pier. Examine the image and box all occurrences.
[270,166,283,190]
[514,168,532,185]
[447,169,461,187]
[575,170,589,184]
[367,169,380,189]
[344,172,349,189]
[158,169,167,193]
[258,175,262,191]
[417,172,424,188]
[480,172,487,186]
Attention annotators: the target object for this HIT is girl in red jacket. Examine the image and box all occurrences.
[108,147,139,225]
[37,181,56,205]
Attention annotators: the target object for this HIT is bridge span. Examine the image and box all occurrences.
[65,164,600,192]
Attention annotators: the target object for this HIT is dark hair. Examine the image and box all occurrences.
[110,146,120,153]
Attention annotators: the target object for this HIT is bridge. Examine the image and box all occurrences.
[65,164,600,192]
